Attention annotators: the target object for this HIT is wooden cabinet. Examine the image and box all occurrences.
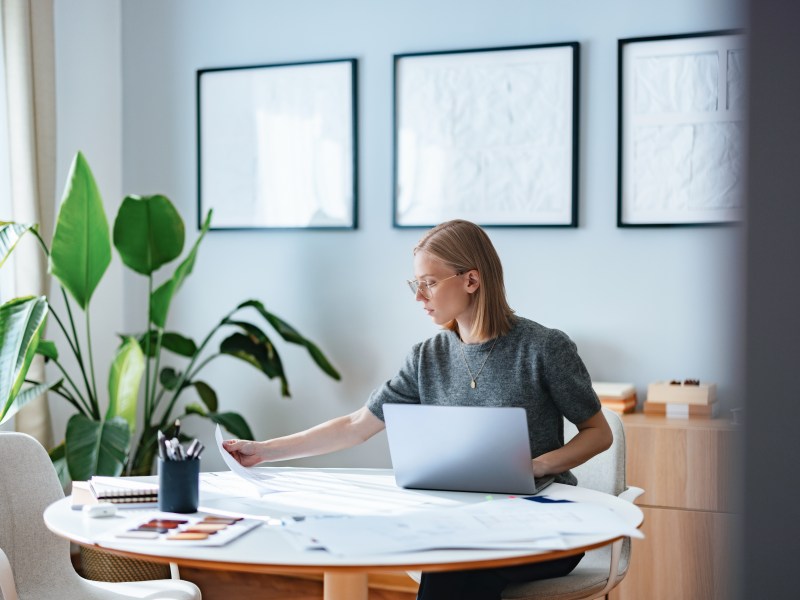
[610,414,739,600]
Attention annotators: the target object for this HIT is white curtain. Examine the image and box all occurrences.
[1,0,56,447]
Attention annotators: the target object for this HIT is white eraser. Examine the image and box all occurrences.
[83,503,117,518]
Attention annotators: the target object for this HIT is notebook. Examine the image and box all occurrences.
[88,476,159,506]
[383,404,554,495]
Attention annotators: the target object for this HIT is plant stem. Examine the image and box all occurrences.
[144,274,153,422]
[49,358,93,416]
[30,228,50,256]
[151,353,221,424]
[25,377,85,415]
[158,309,237,429]
[61,287,96,411]
[85,307,100,417]
[30,229,95,415]
[150,328,164,416]
[186,353,221,381]
[46,303,81,358]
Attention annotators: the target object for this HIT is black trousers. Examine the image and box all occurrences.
[416,553,584,600]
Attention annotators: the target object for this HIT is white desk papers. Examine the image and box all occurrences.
[211,428,642,556]
[282,497,643,556]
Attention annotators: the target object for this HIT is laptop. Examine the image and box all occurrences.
[383,404,554,495]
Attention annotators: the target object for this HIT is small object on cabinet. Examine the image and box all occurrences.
[592,382,637,414]
[643,400,719,419]
[646,381,716,405]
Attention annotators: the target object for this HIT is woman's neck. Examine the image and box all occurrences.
[456,320,488,345]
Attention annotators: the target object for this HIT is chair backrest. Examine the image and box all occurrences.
[0,432,80,599]
[564,407,626,496]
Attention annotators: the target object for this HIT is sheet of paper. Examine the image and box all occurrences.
[214,425,280,494]
[91,476,158,491]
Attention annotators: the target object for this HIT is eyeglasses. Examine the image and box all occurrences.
[407,272,463,299]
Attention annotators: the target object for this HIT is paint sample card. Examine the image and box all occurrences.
[95,512,261,547]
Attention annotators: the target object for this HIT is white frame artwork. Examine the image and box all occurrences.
[197,59,358,230]
[393,43,579,228]
[618,31,746,227]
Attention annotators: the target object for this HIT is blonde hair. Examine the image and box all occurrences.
[414,220,514,341]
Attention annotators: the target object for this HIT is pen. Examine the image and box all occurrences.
[173,418,181,439]
[157,430,167,461]
[186,439,199,458]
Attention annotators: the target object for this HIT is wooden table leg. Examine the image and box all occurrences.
[323,572,369,600]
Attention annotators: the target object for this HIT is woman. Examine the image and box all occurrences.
[224,219,612,600]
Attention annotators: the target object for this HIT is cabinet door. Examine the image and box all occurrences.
[625,420,737,512]
[610,507,737,600]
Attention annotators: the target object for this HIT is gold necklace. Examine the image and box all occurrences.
[457,336,499,389]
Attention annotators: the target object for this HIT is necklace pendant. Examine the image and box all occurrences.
[470,380,477,389]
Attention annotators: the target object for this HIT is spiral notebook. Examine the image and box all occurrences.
[89,476,159,506]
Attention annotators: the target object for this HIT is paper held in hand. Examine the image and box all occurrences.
[214,425,281,494]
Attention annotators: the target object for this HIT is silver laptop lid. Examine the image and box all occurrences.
[384,404,552,495]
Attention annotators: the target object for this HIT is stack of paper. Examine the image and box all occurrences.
[281,497,643,556]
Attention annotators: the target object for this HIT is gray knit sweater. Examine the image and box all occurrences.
[366,316,601,485]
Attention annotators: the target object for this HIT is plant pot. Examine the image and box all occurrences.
[79,545,170,581]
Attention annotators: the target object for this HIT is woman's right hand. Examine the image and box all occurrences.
[222,439,266,467]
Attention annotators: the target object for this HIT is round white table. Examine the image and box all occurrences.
[44,469,643,600]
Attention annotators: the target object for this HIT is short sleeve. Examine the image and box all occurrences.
[365,343,422,421]
[543,329,601,424]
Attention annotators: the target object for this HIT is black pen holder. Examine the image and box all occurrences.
[158,457,200,513]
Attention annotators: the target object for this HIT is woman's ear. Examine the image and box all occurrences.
[465,269,481,294]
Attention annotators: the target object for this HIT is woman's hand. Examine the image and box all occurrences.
[531,458,550,478]
[531,411,613,476]
[222,439,266,467]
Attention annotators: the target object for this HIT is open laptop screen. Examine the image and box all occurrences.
[383,404,553,495]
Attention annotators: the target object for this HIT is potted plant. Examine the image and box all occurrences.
[0,151,340,484]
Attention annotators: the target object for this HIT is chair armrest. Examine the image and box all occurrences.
[0,547,20,600]
[619,486,644,504]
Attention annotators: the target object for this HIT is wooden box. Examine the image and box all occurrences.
[646,381,716,405]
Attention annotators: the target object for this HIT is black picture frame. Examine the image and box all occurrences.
[197,58,358,231]
[617,30,746,227]
[393,42,580,228]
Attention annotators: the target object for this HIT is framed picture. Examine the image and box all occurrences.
[393,43,579,228]
[197,58,358,230]
[618,31,746,227]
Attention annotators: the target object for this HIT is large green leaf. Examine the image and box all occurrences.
[65,414,130,480]
[113,194,184,276]
[149,210,211,328]
[220,327,289,396]
[35,339,59,362]
[192,380,218,412]
[128,331,198,358]
[50,152,111,310]
[0,222,37,268]
[159,367,182,390]
[0,297,48,421]
[106,337,145,432]
[238,299,341,380]
[184,404,254,440]
[0,380,61,426]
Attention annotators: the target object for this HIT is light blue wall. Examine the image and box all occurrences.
[120,0,746,470]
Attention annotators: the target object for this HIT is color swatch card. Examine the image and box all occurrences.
[96,512,261,547]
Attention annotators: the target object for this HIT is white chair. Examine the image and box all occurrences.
[0,432,201,600]
[501,407,643,600]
